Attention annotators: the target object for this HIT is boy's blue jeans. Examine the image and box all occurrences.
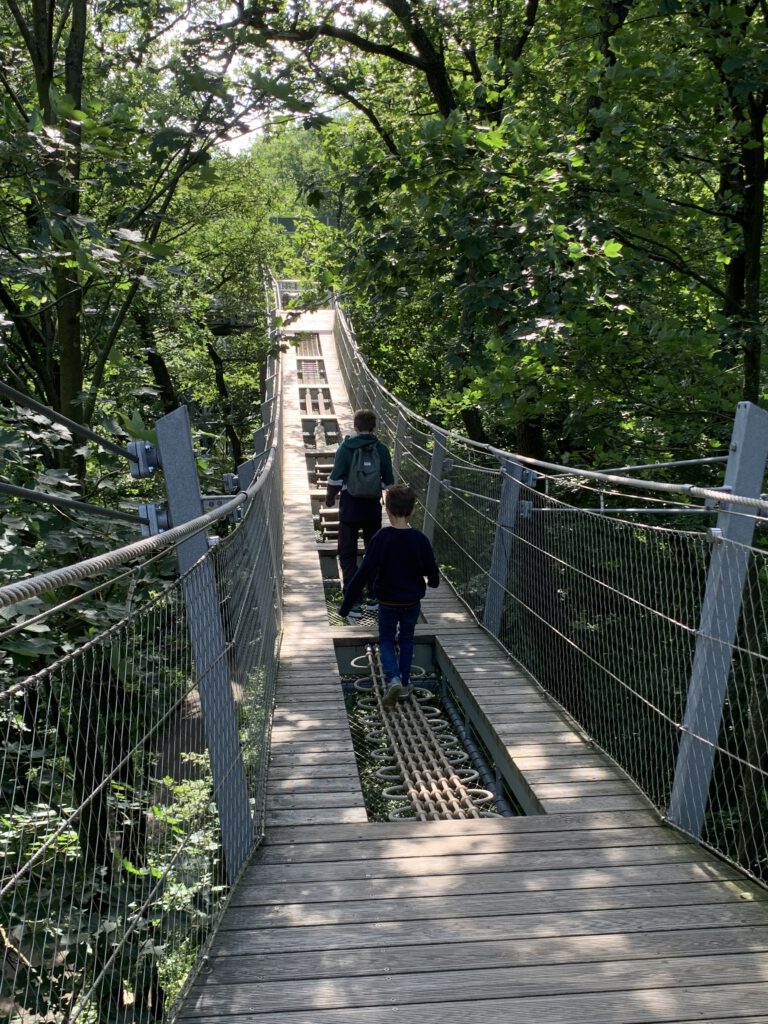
[378,602,420,686]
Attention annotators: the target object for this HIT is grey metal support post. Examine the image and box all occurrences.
[393,409,406,480]
[261,356,276,427]
[483,458,525,637]
[156,406,252,883]
[238,456,257,492]
[372,391,384,438]
[422,430,448,544]
[668,401,768,837]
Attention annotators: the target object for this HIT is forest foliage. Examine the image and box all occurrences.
[237,0,767,464]
[2,0,766,571]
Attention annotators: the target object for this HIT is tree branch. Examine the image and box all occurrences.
[308,60,400,156]
[0,66,29,121]
[5,0,38,64]
[614,227,726,299]
[242,8,429,71]
[509,0,540,62]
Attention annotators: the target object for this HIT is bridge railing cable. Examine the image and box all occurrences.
[1,349,283,1021]
[333,300,768,890]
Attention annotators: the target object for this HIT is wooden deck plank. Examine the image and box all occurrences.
[185,951,768,1016]
[224,880,763,930]
[250,843,705,885]
[208,900,768,957]
[179,993,768,1024]
[267,763,361,780]
[195,925,768,984]
[266,808,369,825]
[269,739,355,753]
[232,862,743,909]
[268,777,365,793]
[256,828,687,865]
[262,810,664,842]
[264,791,371,809]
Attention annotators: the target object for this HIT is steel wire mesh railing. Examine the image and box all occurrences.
[1,375,283,1022]
[334,301,768,886]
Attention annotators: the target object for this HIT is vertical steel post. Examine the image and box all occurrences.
[483,458,525,636]
[393,409,406,480]
[668,402,768,836]
[156,406,252,883]
[260,354,276,428]
[422,430,447,544]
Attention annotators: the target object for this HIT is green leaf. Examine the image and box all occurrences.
[602,240,623,258]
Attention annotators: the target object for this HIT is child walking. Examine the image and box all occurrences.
[339,485,440,709]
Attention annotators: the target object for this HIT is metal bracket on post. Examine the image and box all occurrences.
[155,406,252,883]
[668,402,768,837]
[127,441,160,480]
[138,502,169,538]
[483,458,525,636]
[422,429,447,544]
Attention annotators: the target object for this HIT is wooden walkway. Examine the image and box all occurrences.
[181,309,768,1023]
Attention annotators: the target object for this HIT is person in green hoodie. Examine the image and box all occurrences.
[325,409,394,620]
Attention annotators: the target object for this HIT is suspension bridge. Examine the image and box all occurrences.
[2,283,768,1023]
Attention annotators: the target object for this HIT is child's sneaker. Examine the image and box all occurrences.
[382,678,404,709]
[345,604,363,622]
[361,597,378,612]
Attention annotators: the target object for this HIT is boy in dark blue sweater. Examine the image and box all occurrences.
[340,485,440,709]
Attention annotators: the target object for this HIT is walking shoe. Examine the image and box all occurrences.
[345,604,363,622]
[361,596,378,611]
[382,678,404,709]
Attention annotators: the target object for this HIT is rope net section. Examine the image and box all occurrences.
[347,648,498,821]
[0,365,283,1023]
[334,304,768,887]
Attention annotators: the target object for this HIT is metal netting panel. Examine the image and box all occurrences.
[700,543,768,877]
[429,440,503,617]
[496,487,706,805]
[1,430,283,1024]
[1,585,221,1021]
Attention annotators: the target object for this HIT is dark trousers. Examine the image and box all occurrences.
[338,519,380,593]
[378,602,421,685]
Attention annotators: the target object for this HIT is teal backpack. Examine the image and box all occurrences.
[346,441,382,498]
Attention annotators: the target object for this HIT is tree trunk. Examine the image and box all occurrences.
[516,418,545,459]
[739,99,765,405]
[207,341,243,468]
